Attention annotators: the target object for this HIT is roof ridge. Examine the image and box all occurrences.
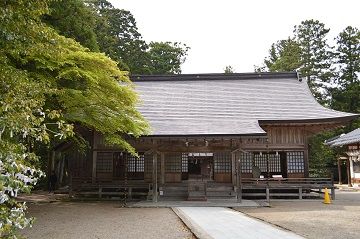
[131,72,298,82]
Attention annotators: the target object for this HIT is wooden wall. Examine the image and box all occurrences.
[72,124,328,182]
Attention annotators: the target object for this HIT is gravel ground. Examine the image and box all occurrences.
[20,202,194,239]
[235,190,360,239]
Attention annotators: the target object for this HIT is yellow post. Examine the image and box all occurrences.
[323,188,331,204]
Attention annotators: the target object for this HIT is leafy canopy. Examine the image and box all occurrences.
[0,0,149,237]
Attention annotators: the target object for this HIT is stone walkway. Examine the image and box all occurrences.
[174,207,304,239]
[129,199,264,208]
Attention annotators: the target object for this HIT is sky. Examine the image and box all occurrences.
[109,0,359,74]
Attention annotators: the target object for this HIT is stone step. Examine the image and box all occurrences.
[160,196,187,201]
[206,191,236,197]
[162,191,188,196]
[189,191,206,196]
[206,187,234,191]
[187,195,207,201]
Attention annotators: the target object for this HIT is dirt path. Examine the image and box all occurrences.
[235,191,360,239]
[21,202,194,239]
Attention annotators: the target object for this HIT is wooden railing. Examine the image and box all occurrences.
[70,177,152,200]
[240,177,335,201]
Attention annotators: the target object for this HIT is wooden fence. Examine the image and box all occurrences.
[240,177,335,201]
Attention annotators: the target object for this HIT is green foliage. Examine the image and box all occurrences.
[308,132,341,177]
[1,0,149,236]
[2,2,149,153]
[44,0,99,51]
[147,42,189,74]
[331,26,360,129]
[334,26,360,88]
[259,20,359,177]
[89,0,149,73]
[261,20,334,101]
[87,0,189,74]
[224,65,235,73]
[294,20,335,101]
[264,38,302,72]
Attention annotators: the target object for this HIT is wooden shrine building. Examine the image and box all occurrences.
[68,72,358,201]
[326,128,360,186]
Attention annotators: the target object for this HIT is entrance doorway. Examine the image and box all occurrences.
[188,156,213,180]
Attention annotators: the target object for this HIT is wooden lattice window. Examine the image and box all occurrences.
[97,152,113,173]
[287,152,304,173]
[144,154,160,173]
[268,154,281,173]
[254,153,267,172]
[214,152,231,173]
[127,153,144,172]
[240,152,253,173]
[165,153,181,172]
[181,153,188,172]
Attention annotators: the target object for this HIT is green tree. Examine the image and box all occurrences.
[224,65,235,73]
[331,26,360,128]
[89,0,149,73]
[0,1,72,237]
[263,38,302,72]
[147,42,189,74]
[0,0,148,236]
[334,26,360,88]
[87,0,189,74]
[258,21,358,177]
[44,0,99,51]
[294,19,334,101]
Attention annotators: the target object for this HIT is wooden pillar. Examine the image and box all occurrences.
[331,187,335,200]
[266,140,270,178]
[92,131,97,184]
[304,134,309,177]
[152,153,158,202]
[92,150,97,184]
[59,157,64,185]
[347,159,352,187]
[50,151,55,171]
[231,152,236,186]
[236,153,242,203]
[160,153,165,185]
[338,158,342,185]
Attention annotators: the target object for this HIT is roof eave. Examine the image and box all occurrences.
[259,115,359,125]
[139,133,267,139]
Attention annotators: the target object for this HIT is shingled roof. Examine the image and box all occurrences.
[326,128,360,147]
[132,72,357,136]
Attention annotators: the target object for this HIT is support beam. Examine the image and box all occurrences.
[59,157,64,185]
[231,152,236,186]
[266,187,270,203]
[347,159,352,187]
[152,153,158,202]
[236,153,242,203]
[161,153,165,185]
[92,150,96,184]
[303,132,310,178]
[338,158,342,185]
[50,151,55,171]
